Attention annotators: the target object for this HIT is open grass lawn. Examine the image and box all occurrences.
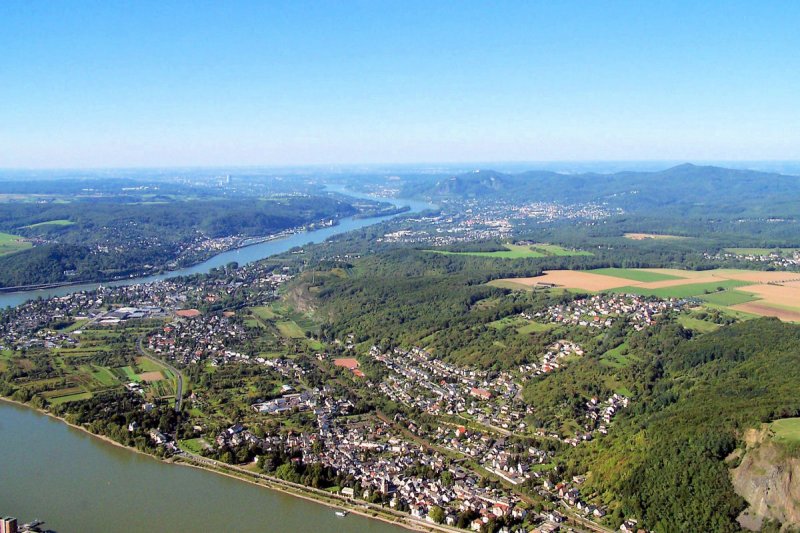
[610,279,751,299]
[770,418,800,444]
[0,231,31,256]
[600,342,638,368]
[250,306,277,320]
[530,244,593,256]
[135,357,163,372]
[276,320,305,338]
[245,317,266,329]
[89,365,119,387]
[699,289,758,306]
[22,219,75,229]
[179,438,211,454]
[430,243,591,259]
[725,247,798,257]
[517,321,554,334]
[429,244,546,258]
[488,316,527,331]
[677,315,721,333]
[114,366,141,382]
[591,267,682,283]
[42,387,93,405]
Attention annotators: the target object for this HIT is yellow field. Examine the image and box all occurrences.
[493,268,800,322]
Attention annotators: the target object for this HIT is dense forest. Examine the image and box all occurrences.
[0,196,355,287]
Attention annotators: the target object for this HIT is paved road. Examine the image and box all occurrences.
[136,334,184,412]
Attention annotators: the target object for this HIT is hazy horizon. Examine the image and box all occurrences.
[2,1,799,168]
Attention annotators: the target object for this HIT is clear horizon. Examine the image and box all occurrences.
[2,1,799,168]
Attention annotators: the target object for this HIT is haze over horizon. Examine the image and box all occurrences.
[2,1,799,168]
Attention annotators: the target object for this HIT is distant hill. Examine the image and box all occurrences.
[411,164,800,216]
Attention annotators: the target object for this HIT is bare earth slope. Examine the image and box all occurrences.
[731,428,800,530]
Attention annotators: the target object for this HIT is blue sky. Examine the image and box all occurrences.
[1,1,798,168]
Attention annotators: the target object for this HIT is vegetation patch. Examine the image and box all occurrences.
[676,315,721,333]
[276,320,305,339]
[699,290,759,306]
[22,219,75,228]
[609,279,750,299]
[428,244,546,258]
[0,231,31,256]
[770,418,800,444]
[600,342,637,368]
[591,267,683,282]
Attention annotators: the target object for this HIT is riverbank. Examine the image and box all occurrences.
[0,396,459,533]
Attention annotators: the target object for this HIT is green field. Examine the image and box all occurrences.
[530,244,593,257]
[591,268,682,282]
[517,321,555,334]
[488,316,527,331]
[430,244,545,258]
[770,418,800,444]
[609,279,751,299]
[276,320,306,338]
[600,342,638,368]
[725,247,798,257]
[22,219,75,229]
[677,315,721,333]
[0,231,31,256]
[699,290,758,306]
[429,243,591,259]
[251,306,277,320]
[90,365,119,386]
[44,389,93,405]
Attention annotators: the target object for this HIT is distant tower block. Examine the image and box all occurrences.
[1,517,18,533]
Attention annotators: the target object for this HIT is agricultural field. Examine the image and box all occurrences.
[699,290,758,306]
[590,267,681,283]
[429,243,591,259]
[0,231,31,256]
[493,268,800,322]
[608,279,751,299]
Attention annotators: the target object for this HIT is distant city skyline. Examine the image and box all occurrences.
[1,1,799,168]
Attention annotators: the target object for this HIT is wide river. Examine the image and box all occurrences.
[0,188,433,309]
[0,400,409,533]
[0,190,434,532]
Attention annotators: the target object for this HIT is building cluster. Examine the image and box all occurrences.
[431,425,553,486]
[213,412,529,530]
[371,346,527,432]
[528,294,686,330]
[705,249,800,269]
[377,198,615,246]
[0,263,294,353]
[516,341,584,380]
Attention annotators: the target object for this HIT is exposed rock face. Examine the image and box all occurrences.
[731,428,800,530]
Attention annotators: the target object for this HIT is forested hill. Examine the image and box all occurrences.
[0,196,355,288]
[569,318,800,532]
[404,164,800,217]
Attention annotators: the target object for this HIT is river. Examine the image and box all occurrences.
[0,400,410,533]
[1,190,434,531]
[0,189,434,309]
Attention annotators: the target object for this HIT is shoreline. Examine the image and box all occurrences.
[0,396,459,533]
